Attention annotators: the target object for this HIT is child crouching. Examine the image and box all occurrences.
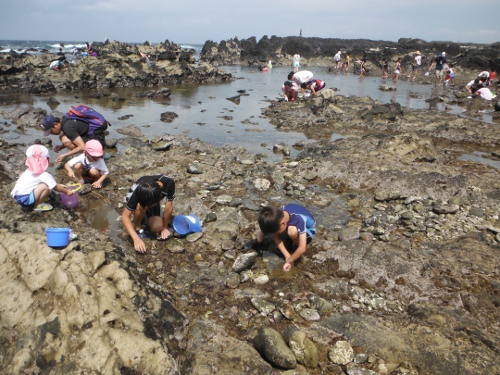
[257,203,316,272]
[64,140,109,188]
[11,144,75,211]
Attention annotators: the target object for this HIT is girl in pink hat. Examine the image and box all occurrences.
[10,144,74,211]
[64,140,109,189]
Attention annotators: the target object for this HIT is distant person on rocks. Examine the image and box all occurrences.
[489,69,497,84]
[138,50,154,66]
[10,144,74,212]
[343,54,350,72]
[282,80,299,101]
[465,78,483,95]
[393,57,402,82]
[407,51,422,81]
[382,58,389,78]
[443,63,455,87]
[474,87,496,101]
[334,51,342,69]
[288,70,314,96]
[427,52,447,85]
[359,58,367,77]
[301,79,326,95]
[122,175,175,253]
[478,70,491,86]
[49,60,64,71]
[292,51,301,72]
[56,47,66,62]
[64,140,109,188]
[252,204,316,272]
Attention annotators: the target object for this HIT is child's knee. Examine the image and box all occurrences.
[88,168,101,178]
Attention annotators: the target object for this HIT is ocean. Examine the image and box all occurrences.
[0,39,203,55]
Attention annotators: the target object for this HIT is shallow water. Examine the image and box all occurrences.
[0,65,486,164]
[459,151,500,170]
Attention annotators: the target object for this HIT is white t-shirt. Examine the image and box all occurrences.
[10,169,57,197]
[477,87,495,100]
[67,153,109,175]
[334,52,341,62]
[414,55,422,66]
[292,70,314,84]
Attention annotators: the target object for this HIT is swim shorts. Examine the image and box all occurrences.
[14,191,36,208]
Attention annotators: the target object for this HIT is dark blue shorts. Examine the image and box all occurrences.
[14,191,36,208]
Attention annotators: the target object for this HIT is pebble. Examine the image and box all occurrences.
[299,308,321,321]
[254,178,271,191]
[253,274,270,285]
[216,195,233,205]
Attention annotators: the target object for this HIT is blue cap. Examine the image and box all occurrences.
[173,215,202,236]
[41,115,56,136]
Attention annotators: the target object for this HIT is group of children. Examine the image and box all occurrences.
[465,69,497,100]
[11,139,109,212]
[10,110,316,272]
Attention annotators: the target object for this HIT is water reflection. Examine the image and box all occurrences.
[0,65,493,162]
[459,152,500,169]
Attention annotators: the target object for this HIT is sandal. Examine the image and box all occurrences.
[34,203,53,212]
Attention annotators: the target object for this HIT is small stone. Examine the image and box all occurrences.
[225,273,240,289]
[216,195,233,205]
[250,298,275,314]
[253,275,270,285]
[299,308,320,321]
[254,178,271,191]
[328,340,354,365]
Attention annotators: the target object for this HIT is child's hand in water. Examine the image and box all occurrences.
[283,262,293,272]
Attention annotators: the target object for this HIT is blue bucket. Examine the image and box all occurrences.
[173,215,202,236]
[45,228,71,248]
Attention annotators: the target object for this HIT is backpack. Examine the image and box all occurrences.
[64,105,110,135]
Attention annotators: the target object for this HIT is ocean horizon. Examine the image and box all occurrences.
[0,39,203,55]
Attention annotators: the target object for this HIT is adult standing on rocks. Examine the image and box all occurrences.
[292,51,301,72]
[334,51,342,69]
[407,51,422,81]
[427,52,447,85]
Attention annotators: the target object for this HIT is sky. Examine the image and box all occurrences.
[1,0,499,45]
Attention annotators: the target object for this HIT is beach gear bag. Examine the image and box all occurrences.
[64,105,110,135]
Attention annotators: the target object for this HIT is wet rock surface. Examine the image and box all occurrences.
[0,86,500,374]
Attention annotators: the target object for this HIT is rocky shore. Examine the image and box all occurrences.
[201,35,500,73]
[0,40,232,94]
[1,37,500,375]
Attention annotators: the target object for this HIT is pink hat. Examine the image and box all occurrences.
[84,139,103,157]
[25,144,49,174]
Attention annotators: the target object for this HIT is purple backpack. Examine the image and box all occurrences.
[64,105,109,135]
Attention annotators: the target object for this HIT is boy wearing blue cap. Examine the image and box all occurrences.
[255,203,316,272]
[121,175,175,253]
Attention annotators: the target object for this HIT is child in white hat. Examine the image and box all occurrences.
[10,144,74,211]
